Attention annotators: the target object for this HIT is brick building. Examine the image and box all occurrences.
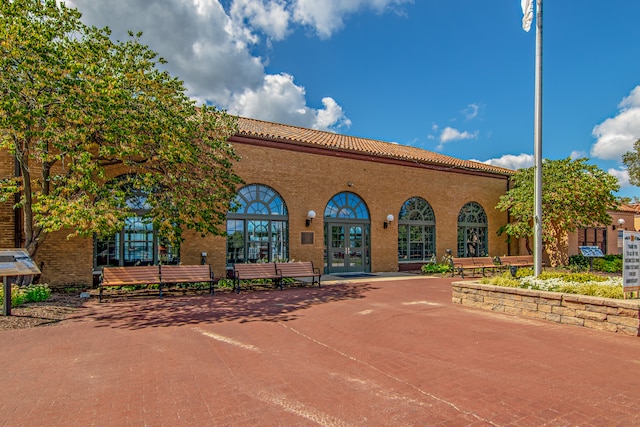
[1,117,515,287]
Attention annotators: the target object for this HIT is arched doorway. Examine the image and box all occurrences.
[324,192,370,274]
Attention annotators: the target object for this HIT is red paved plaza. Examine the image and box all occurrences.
[2,276,640,426]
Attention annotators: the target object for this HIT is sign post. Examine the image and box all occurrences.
[622,231,640,298]
[3,276,10,316]
[0,249,41,316]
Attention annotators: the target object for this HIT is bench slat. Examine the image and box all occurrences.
[102,266,161,285]
[161,265,213,282]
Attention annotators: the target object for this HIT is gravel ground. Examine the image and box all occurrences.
[0,293,86,330]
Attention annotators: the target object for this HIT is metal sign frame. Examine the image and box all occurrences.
[1,249,41,316]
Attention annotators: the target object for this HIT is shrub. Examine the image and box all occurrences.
[421,263,451,274]
[556,282,623,299]
[23,284,51,302]
[0,284,51,307]
[568,254,589,269]
[592,255,622,273]
[216,279,234,289]
[479,273,519,288]
[568,254,622,273]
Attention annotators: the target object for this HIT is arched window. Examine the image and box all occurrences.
[324,192,369,219]
[457,202,488,257]
[226,184,288,264]
[398,197,436,262]
[94,187,179,268]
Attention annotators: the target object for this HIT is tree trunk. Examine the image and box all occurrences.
[545,225,569,267]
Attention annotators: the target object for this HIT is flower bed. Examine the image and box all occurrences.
[452,281,640,336]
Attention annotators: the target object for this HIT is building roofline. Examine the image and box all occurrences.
[234,116,514,178]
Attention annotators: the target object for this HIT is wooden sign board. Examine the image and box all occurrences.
[0,248,41,277]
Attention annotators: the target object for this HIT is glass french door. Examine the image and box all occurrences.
[326,223,369,273]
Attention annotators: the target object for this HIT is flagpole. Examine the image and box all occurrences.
[533,0,543,276]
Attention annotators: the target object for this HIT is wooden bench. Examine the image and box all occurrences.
[233,263,282,293]
[160,264,215,295]
[100,264,215,302]
[450,257,477,278]
[275,261,321,288]
[100,265,161,302]
[498,255,534,268]
[472,256,502,275]
[450,257,500,278]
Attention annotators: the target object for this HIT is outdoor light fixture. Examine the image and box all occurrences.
[384,214,394,229]
[306,210,316,227]
[614,218,626,230]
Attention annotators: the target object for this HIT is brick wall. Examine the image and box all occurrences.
[35,229,93,288]
[452,281,640,336]
[229,141,511,277]
[0,148,16,248]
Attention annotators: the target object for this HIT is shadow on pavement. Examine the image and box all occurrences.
[78,282,379,330]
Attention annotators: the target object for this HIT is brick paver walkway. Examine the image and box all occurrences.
[2,276,640,426]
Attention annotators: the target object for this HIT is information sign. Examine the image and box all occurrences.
[0,249,41,316]
[578,246,604,258]
[622,232,640,293]
[578,246,604,272]
[0,249,41,276]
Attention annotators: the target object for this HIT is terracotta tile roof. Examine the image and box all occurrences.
[236,117,514,176]
[617,204,640,213]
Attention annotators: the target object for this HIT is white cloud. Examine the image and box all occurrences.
[569,150,588,159]
[475,153,534,170]
[591,85,640,161]
[609,168,631,188]
[315,97,353,131]
[228,73,350,131]
[436,127,478,150]
[440,127,477,143]
[462,103,480,120]
[230,0,291,41]
[68,0,264,106]
[67,0,387,131]
[292,0,412,39]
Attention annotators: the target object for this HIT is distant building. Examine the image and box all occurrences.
[568,205,639,258]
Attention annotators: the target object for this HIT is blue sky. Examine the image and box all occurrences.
[67,0,640,198]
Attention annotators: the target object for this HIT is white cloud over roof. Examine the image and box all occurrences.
[476,153,534,170]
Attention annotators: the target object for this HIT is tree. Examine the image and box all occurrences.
[622,138,640,187]
[0,0,242,258]
[496,158,619,267]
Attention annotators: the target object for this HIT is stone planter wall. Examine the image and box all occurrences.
[452,281,640,336]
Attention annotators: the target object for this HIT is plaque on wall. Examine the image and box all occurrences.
[301,232,314,245]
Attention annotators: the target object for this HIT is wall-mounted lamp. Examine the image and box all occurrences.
[384,214,394,229]
[306,210,316,227]
[614,218,626,230]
